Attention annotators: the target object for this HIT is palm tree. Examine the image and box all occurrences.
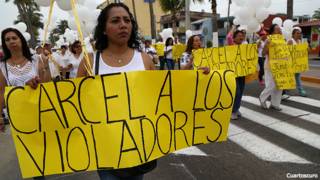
[49,20,69,45]
[5,0,43,47]
[287,0,293,19]
[193,0,218,43]
[148,0,157,39]
[159,0,185,35]
[312,8,320,19]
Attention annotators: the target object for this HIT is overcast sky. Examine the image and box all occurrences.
[0,0,320,33]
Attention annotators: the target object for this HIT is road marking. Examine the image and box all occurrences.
[169,163,197,180]
[287,96,320,108]
[242,96,320,126]
[174,146,207,156]
[228,124,312,164]
[239,107,320,150]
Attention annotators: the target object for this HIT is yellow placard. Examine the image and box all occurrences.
[152,43,165,56]
[288,43,309,73]
[6,70,236,178]
[172,44,187,61]
[269,35,295,89]
[193,44,258,77]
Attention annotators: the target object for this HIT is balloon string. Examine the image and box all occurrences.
[42,0,55,47]
[71,0,93,76]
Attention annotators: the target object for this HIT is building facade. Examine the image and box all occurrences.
[98,0,166,39]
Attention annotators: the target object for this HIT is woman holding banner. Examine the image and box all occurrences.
[231,30,246,120]
[287,28,307,97]
[77,3,156,180]
[181,35,202,69]
[0,28,52,133]
[259,24,283,111]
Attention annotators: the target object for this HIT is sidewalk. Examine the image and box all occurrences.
[301,56,320,84]
[301,69,320,84]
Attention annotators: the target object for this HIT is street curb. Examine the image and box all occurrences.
[301,76,320,84]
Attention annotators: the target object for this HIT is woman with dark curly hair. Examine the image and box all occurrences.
[181,35,202,69]
[0,28,51,133]
[77,3,156,180]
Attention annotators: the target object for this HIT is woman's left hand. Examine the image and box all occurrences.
[25,76,41,89]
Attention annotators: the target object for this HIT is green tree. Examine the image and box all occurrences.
[49,20,69,46]
[313,8,320,19]
[5,0,43,47]
[159,0,185,35]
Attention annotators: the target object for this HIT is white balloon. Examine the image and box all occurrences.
[238,25,248,31]
[77,0,86,5]
[247,19,260,31]
[56,0,72,11]
[233,18,240,25]
[84,1,98,10]
[283,19,294,30]
[246,0,264,9]
[23,32,31,41]
[263,0,271,8]
[237,7,255,20]
[34,0,51,7]
[15,22,27,32]
[78,6,91,22]
[272,17,283,26]
[233,0,246,7]
[282,29,292,40]
[185,30,193,42]
[256,8,269,22]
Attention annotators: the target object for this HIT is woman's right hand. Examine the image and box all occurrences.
[25,76,41,89]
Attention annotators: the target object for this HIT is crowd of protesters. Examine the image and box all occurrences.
[0,2,309,179]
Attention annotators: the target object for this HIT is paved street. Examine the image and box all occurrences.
[1,73,320,180]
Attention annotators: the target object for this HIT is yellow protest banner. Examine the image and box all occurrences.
[192,44,258,77]
[268,35,296,89]
[152,43,165,56]
[288,43,309,73]
[172,44,187,61]
[6,70,236,178]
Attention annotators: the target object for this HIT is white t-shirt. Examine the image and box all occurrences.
[0,57,38,86]
[55,53,71,68]
[69,53,83,78]
[165,46,173,59]
[93,50,145,75]
[180,52,192,65]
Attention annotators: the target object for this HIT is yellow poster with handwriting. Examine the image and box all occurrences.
[172,44,187,61]
[6,70,236,178]
[288,43,309,73]
[269,35,296,89]
[193,44,258,77]
[152,43,165,56]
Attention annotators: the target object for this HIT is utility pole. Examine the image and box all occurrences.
[226,0,231,31]
[149,0,157,40]
[287,0,293,19]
